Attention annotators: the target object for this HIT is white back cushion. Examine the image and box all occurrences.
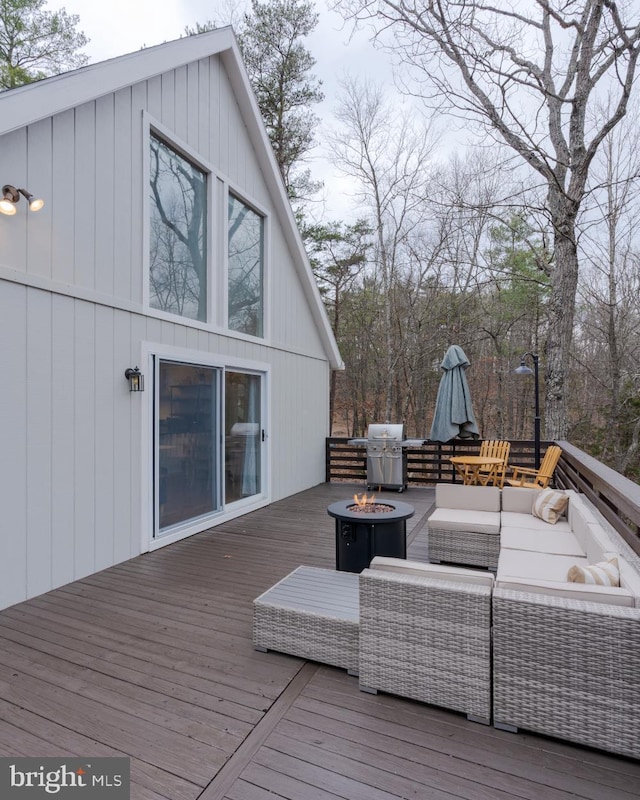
[370,556,494,587]
[501,486,539,513]
[435,483,500,512]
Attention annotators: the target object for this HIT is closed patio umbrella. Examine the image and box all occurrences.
[429,345,480,442]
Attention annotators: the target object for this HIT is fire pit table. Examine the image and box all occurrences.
[328,497,415,573]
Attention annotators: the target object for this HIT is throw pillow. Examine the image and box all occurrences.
[531,488,569,524]
[567,557,620,587]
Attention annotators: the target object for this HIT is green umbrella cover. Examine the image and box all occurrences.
[429,345,480,442]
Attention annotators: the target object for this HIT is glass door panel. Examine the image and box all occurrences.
[157,361,219,533]
[225,372,261,503]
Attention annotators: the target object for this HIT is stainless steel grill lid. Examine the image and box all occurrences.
[367,424,404,441]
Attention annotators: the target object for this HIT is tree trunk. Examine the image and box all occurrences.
[545,193,579,439]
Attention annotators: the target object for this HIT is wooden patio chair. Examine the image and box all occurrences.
[506,445,562,489]
[477,439,511,488]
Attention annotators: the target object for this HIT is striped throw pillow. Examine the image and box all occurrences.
[531,488,569,524]
[567,557,620,587]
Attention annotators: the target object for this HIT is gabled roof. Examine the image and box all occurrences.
[0,27,343,370]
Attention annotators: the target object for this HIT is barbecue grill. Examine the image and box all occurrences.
[348,424,425,492]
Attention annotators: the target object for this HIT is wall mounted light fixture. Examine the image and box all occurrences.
[0,185,45,216]
[125,367,144,392]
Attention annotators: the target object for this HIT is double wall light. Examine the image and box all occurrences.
[0,185,45,216]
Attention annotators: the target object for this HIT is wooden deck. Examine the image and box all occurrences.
[1,482,639,800]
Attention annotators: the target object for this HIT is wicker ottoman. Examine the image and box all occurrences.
[253,566,359,674]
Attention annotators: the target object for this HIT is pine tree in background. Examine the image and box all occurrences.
[237,0,323,203]
[0,0,88,89]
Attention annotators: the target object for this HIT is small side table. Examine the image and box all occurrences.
[253,566,359,674]
[449,456,505,486]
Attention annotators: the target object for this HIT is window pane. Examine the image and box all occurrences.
[225,372,261,502]
[150,136,207,321]
[157,361,218,531]
[228,194,264,336]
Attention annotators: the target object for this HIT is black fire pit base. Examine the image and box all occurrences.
[327,499,415,573]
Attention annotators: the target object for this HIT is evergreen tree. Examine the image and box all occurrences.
[0,0,88,89]
[237,0,323,201]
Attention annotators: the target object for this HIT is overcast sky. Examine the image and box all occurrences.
[56,0,396,218]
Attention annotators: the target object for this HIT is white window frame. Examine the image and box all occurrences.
[224,182,270,342]
[143,113,216,329]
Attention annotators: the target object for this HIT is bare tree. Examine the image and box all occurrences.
[328,76,436,422]
[575,99,640,470]
[334,0,640,438]
[305,219,372,431]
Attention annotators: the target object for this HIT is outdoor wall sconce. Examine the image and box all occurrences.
[514,352,541,469]
[125,367,144,392]
[0,185,45,215]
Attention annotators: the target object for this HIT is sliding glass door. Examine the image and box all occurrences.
[154,361,264,537]
[225,372,262,504]
[156,360,220,533]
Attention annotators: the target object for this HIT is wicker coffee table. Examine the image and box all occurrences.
[253,565,359,674]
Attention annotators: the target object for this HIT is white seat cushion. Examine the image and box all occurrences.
[500,511,571,534]
[428,508,500,535]
[497,547,588,582]
[500,526,584,557]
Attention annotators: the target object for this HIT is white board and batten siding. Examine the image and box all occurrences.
[0,31,341,610]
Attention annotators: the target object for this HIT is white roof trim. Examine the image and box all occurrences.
[0,28,237,135]
[0,28,344,370]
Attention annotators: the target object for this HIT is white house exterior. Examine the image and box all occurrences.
[0,29,342,611]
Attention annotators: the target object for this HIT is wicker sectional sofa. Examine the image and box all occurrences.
[254,484,640,759]
[427,483,640,760]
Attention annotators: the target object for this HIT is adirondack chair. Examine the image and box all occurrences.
[477,440,511,488]
[506,445,562,489]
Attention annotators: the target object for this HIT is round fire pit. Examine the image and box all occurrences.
[328,498,414,573]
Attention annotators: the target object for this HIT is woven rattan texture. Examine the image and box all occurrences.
[493,588,640,759]
[253,604,358,672]
[359,571,492,722]
[429,525,500,570]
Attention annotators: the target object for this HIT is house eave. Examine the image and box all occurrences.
[0,28,237,136]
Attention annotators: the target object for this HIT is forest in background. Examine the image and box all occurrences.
[309,124,640,483]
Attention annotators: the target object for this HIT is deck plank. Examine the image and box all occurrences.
[1,483,639,800]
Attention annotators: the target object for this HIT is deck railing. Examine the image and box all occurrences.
[325,437,640,556]
[554,440,640,556]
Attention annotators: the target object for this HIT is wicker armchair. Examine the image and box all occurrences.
[493,587,640,759]
[358,558,493,724]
